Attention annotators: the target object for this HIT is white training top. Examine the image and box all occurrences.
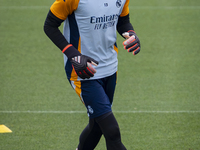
[50,0,130,80]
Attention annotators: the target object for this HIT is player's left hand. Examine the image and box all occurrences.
[122,30,141,55]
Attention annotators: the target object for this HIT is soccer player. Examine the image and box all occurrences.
[44,0,140,149]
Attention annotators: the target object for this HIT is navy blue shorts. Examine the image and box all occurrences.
[69,73,117,118]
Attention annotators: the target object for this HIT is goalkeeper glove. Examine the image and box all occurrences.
[122,30,141,55]
[62,44,99,79]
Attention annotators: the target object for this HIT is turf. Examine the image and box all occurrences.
[0,0,200,149]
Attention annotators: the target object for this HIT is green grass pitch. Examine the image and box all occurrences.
[0,0,200,149]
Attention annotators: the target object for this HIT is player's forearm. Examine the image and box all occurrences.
[44,10,69,50]
[44,10,82,60]
[117,14,134,37]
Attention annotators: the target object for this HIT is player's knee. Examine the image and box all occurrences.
[96,112,121,141]
[106,123,121,141]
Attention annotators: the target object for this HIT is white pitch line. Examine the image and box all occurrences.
[0,111,85,114]
[0,110,200,114]
[129,6,200,10]
[113,111,200,113]
[0,6,50,9]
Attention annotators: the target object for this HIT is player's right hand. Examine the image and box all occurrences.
[70,55,99,79]
[122,30,141,55]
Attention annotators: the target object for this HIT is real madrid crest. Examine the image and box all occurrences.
[116,0,122,8]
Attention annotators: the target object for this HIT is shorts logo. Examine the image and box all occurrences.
[116,0,122,8]
[87,105,94,114]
